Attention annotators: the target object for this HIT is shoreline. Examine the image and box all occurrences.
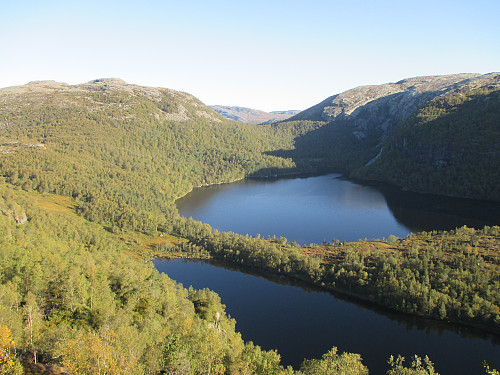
[155,253,500,339]
[174,176,246,201]
[174,169,343,202]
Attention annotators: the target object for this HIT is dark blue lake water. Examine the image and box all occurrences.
[154,258,500,375]
[176,174,500,245]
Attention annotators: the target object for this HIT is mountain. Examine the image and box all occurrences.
[1,73,498,226]
[353,83,500,200]
[1,76,499,374]
[289,73,486,134]
[283,72,500,201]
[209,105,300,124]
[0,78,298,233]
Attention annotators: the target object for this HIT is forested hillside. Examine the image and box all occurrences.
[0,77,499,374]
[0,183,296,374]
[0,79,298,233]
[280,73,500,201]
[354,87,500,200]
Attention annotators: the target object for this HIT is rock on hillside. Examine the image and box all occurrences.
[283,72,500,200]
[210,105,300,124]
[0,78,224,124]
[288,73,500,140]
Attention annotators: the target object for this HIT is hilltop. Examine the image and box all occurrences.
[1,78,223,123]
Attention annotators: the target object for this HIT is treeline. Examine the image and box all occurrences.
[354,87,500,201]
[173,217,500,334]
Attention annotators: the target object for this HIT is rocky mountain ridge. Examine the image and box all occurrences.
[289,73,500,140]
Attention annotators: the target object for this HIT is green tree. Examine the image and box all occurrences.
[299,346,368,375]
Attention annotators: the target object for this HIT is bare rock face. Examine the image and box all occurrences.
[289,73,500,139]
[14,212,27,225]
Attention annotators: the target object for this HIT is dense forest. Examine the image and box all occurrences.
[0,79,499,374]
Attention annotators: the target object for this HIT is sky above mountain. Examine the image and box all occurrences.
[1,0,499,111]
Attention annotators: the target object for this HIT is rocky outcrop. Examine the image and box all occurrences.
[288,73,500,140]
[14,212,27,225]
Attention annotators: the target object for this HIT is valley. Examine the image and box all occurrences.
[0,74,499,374]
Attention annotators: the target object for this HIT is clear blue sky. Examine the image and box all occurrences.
[1,0,499,111]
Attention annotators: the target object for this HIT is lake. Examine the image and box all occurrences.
[154,258,500,375]
[176,174,500,245]
[170,174,500,373]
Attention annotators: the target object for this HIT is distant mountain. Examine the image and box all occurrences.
[283,72,500,200]
[210,105,300,124]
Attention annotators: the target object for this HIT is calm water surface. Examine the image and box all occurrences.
[171,174,500,374]
[154,258,500,375]
[177,174,500,244]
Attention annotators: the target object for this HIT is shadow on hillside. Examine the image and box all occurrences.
[379,184,500,233]
[253,87,456,179]
[255,91,440,176]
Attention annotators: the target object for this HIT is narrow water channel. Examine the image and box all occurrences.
[154,258,500,375]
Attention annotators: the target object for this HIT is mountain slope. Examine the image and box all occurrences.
[210,105,299,124]
[282,73,500,200]
[354,86,500,200]
[0,79,297,232]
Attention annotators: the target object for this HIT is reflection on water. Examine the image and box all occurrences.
[380,185,500,232]
[154,258,500,375]
[177,174,500,244]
